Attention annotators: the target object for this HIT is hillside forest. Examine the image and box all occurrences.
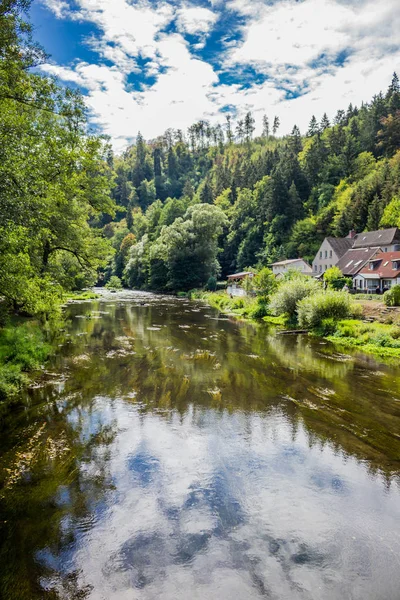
[2,1,400,315]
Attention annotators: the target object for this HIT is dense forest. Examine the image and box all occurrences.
[105,76,400,292]
[2,0,400,312]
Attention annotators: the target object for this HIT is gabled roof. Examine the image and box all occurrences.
[271,258,310,267]
[227,271,254,279]
[336,247,380,276]
[325,237,353,258]
[352,228,399,249]
[359,251,400,279]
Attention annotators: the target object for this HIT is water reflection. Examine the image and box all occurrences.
[1,291,400,600]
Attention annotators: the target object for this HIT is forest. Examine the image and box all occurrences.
[2,0,400,312]
[104,77,400,292]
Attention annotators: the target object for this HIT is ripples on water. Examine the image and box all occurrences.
[1,289,400,600]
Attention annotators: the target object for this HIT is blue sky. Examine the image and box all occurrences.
[33,0,400,151]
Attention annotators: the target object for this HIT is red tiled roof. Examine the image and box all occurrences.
[359,251,400,279]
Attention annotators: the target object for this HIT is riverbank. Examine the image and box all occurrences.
[0,290,101,407]
[192,291,400,361]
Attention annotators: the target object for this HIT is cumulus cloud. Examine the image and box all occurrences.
[39,0,400,149]
[176,5,218,38]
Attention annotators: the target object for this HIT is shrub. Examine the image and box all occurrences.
[384,285,400,307]
[269,277,321,320]
[250,298,269,319]
[232,298,245,309]
[206,276,217,291]
[323,267,352,291]
[297,291,354,330]
[254,268,277,297]
[105,276,123,290]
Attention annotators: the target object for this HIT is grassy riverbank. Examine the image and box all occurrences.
[0,319,52,406]
[192,290,400,360]
[0,291,98,407]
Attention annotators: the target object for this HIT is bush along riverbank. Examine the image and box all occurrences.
[190,270,400,361]
[0,290,99,411]
[0,319,53,410]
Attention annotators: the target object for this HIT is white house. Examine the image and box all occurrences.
[312,228,400,277]
[312,236,354,276]
[271,258,312,278]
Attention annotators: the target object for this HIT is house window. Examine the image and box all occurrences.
[330,265,332,268]
[324,265,327,271]
[319,265,322,273]
[385,248,388,252]
[320,251,322,259]
[325,250,328,258]
[314,265,317,272]
[329,250,332,258]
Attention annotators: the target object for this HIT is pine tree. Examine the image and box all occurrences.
[387,72,400,97]
[307,115,319,136]
[153,146,162,178]
[182,179,194,200]
[225,115,234,145]
[367,194,383,231]
[244,111,255,143]
[236,119,245,143]
[272,116,280,135]
[334,110,346,126]
[320,113,330,130]
[262,115,270,138]
[290,125,302,153]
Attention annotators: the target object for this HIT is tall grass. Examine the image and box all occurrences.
[0,321,51,400]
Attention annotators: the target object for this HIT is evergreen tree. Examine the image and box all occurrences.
[290,125,302,154]
[308,115,319,136]
[367,194,383,231]
[244,111,255,143]
[225,115,234,145]
[273,116,280,135]
[236,119,245,143]
[320,113,330,130]
[262,115,270,138]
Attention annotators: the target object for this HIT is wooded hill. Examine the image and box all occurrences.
[103,74,400,291]
[2,1,400,310]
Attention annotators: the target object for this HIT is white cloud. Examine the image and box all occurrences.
[41,0,71,18]
[176,5,218,37]
[39,0,400,150]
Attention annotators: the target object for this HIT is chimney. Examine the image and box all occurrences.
[347,230,356,239]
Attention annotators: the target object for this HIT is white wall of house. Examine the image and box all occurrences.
[354,275,400,291]
[227,285,247,297]
[312,239,339,276]
[272,260,312,277]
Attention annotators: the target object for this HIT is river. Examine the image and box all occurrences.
[1,290,400,600]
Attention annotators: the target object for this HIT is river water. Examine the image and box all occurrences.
[1,291,400,600]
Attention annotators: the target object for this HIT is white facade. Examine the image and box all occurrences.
[312,239,340,276]
[354,274,400,292]
[272,259,312,278]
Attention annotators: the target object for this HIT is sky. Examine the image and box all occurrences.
[31,0,400,152]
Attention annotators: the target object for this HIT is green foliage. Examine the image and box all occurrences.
[125,204,227,291]
[249,297,269,319]
[253,268,277,298]
[105,276,123,290]
[269,278,321,320]
[328,319,400,358]
[0,0,115,318]
[384,285,400,306]
[206,276,217,291]
[0,321,51,400]
[297,291,354,329]
[324,266,352,290]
